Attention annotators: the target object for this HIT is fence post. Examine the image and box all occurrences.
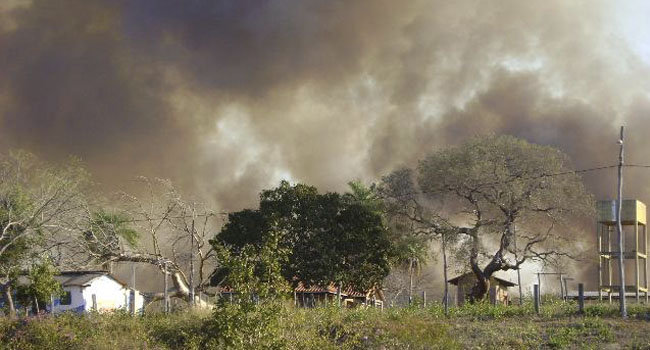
[337,284,342,307]
[534,284,540,314]
[163,262,169,313]
[578,283,585,314]
[92,294,97,311]
[130,289,136,315]
[422,291,427,307]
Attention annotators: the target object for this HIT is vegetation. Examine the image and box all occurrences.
[0,137,617,349]
[1,301,650,349]
[15,259,63,314]
[212,181,394,292]
[0,151,88,317]
[381,135,594,302]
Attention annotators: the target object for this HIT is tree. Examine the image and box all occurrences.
[58,177,218,307]
[378,168,443,306]
[212,181,394,294]
[416,135,593,301]
[15,259,63,314]
[167,198,219,305]
[0,151,88,317]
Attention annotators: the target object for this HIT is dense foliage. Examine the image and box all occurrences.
[212,181,394,291]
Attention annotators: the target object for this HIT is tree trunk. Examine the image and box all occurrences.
[468,229,490,302]
[3,284,16,318]
[470,273,490,302]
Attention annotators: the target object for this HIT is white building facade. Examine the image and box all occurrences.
[49,271,144,314]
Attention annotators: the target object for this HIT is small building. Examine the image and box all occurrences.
[215,283,383,308]
[294,282,383,308]
[49,271,144,314]
[448,273,516,306]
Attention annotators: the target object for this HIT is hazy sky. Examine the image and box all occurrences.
[1,0,650,212]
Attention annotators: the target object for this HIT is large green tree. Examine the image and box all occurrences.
[211,181,394,293]
[413,135,593,301]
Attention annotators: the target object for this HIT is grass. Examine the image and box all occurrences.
[1,300,650,349]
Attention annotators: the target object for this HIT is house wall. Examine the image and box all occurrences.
[82,275,129,311]
[50,276,144,314]
[50,286,86,313]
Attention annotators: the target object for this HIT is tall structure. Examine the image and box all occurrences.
[597,199,648,303]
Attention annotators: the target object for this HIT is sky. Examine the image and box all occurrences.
[1,0,650,212]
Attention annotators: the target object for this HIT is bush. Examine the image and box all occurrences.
[0,300,648,349]
[204,300,288,350]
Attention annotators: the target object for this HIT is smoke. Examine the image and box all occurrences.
[2,0,650,288]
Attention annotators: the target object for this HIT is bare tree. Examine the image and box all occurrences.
[0,151,88,317]
[379,168,455,310]
[416,135,594,301]
[167,196,220,305]
[61,177,219,307]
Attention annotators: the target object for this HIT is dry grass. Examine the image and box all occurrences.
[1,301,650,349]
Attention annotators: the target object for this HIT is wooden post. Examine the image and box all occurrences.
[92,294,97,311]
[422,290,427,307]
[578,283,585,314]
[189,210,195,307]
[537,273,542,304]
[337,284,342,308]
[642,224,648,304]
[442,233,449,315]
[163,262,169,313]
[645,224,649,304]
[534,284,540,314]
[33,295,39,314]
[131,264,136,291]
[130,289,136,315]
[408,258,413,305]
[598,222,603,301]
[608,225,613,304]
[616,125,627,318]
[634,219,641,304]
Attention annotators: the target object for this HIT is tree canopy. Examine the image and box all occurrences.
[211,181,394,292]
[384,135,594,301]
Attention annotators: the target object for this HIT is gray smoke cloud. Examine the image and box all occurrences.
[2,0,650,289]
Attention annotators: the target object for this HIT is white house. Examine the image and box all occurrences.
[48,271,144,314]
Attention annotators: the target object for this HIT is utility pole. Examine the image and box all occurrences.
[616,125,627,318]
[513,223,523,305]
[131,264,136,315]
[132,263,136,290]
[189,206,196,307]
[408,258,413,305]
[163,261,169,313]
[442,232,449,315]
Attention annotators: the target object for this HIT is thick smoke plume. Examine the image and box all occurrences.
[2,0,650,290]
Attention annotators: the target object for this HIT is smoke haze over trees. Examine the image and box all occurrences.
[3,1,650,292]
[2,0,650,209]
